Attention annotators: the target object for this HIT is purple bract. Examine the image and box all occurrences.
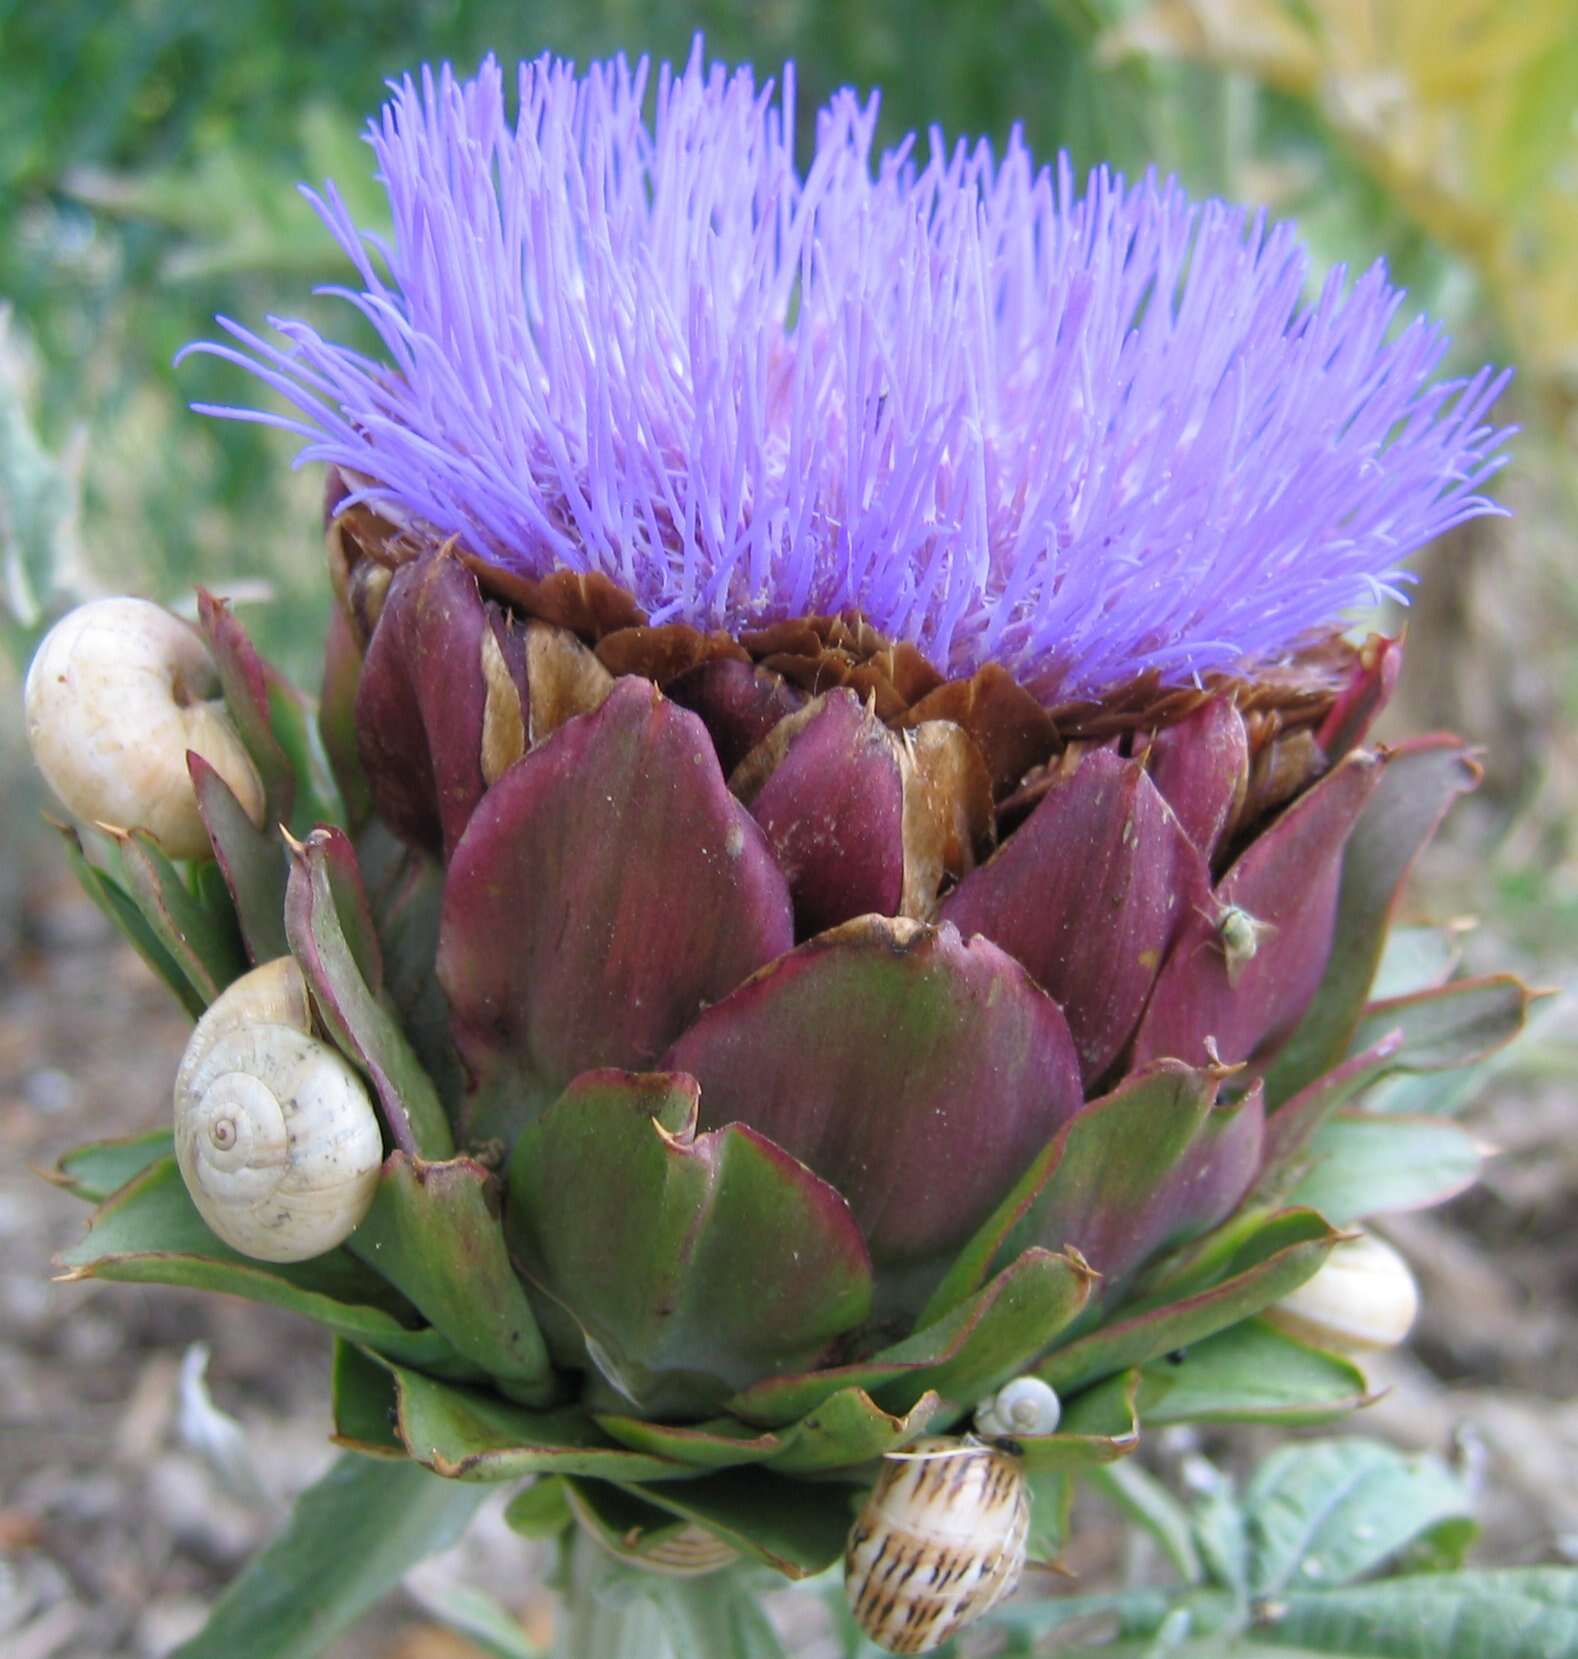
[184,44,1512,700]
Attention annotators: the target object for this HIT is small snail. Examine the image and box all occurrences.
[25,596,265,861]
[1266,1229,1419,1353]
[974,1375,1061,1441]
[845,1437,1029,1655]
[174,958,384,1262]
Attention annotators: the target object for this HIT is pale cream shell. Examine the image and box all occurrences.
[174,959,383,1262]
[25,596,265,861]
[846,1438,1029,1654]
[1266,1229,1419,1353]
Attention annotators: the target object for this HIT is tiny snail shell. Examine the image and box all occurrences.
[974,1375,1061,1441]
[174,958,384,1262]
[846,1437,1029,1655]
[25,597,265,861]
[1266,1229,1419,1353]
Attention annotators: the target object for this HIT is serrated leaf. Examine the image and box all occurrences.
[1245,1439,1475,1598]
[1262,1567,1578,1657]
[167,1453,486,1659]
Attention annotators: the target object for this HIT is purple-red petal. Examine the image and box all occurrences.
[940,748,1210,1085]
[664,915,1083,1307]
[1131,752,1382,1069]
[439,678,794,1143]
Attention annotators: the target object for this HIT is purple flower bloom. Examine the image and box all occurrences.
[185,45,1512,700]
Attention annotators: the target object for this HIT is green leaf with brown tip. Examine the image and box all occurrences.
[285,827,453,1159]
[330,1339,405,1457]
[1350,974,1538,1073]
[1289,1112,1483,1225]
[1069,1319,1368,1431]
[728,1247,1092,1428]
[377,1359,694,1483]
[46,1128,174,1201]
[507,1070,872,1418]
[1037,1210,1340,1395]
[56,1158,464,1371]
[1264,738,1481,1108]
[350,1153,554,1406]
[766,1387,944,1474]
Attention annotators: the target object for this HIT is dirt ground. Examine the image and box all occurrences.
[0,706,1574,1658]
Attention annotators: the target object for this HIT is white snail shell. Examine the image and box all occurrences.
[846,1437,1029,1655]
[1266,1229,1419,1353]
[174,958,384,1261]
[25,596,265,861]
[974,1375,1061,1440]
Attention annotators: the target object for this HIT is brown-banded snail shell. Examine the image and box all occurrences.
[24,596,265,861]
[174,958,384,1262]
[845,1437,1030,1655]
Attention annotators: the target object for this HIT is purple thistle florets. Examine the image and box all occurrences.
[185,45,1512,700]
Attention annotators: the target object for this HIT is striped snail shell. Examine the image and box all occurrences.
[974,1375,1061,1441]
[846,1437,1029,1655]
[174,957,384,1262]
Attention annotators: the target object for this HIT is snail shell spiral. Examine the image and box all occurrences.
[846,1437,1029,1655]
[174,958,383,1262]
[974,1375,1061,1441]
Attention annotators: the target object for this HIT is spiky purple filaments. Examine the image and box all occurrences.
[185,48,1512,700]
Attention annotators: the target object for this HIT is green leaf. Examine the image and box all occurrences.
[1349,977,1537,1074]
[1262,1568,1578,1657]
[1072,1319,1367,1430]
[502,1478,573,1540]
[1289,1113,1482,1225]
[168,1452,486,1659]
[57,1158,463,1371]
[377,1359,695,1483]
[285,827,453,1159]
[189,755,290,963]
[729,1247,1092,1427]
[1264,740,1480,1110]
[54,820,207,1016]
[351,1153,554,1406]
[508,1071,872,1418]
[46,1128,174,1201]
[1039,1210,1339,1394]
[1244,1439,1475,1597]
[1087,1459,1203,1584]
[1367,926,1462,1001]
[765,1388,944,1475]
[329,1339,405,1457]
[109,825,247,1002]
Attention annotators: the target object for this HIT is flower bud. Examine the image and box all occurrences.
[1266,1229,1419,1353]
[24,597,265,860]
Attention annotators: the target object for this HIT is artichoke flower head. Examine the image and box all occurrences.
[44,41,1529,1647]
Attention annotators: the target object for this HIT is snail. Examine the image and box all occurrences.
[845,1436,1030,1655]
[25,596,265,861]
[973,1375,1061,1442]
[173,957,384,1262]
[1266,1229,1419,1353]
